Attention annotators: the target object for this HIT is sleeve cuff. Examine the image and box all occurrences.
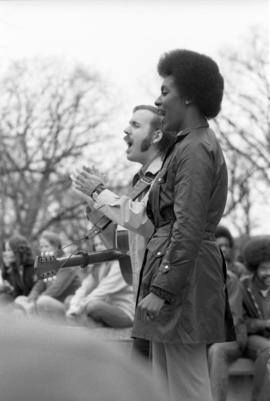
[94,189,121,207]
[150,285,175,304]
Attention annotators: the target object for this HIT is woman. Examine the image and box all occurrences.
[15,231,80,320]
[132,50,235,401]
[0,234,35,306]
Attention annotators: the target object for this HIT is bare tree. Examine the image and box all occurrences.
[214,27,270,235]
[0,58,114,243]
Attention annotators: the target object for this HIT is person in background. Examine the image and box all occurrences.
[242,236,270,401]
[215,225,248,278]
[15,231,80,320]
[0,234,35,306]
[66,235,134,328]
[208,225,247,401]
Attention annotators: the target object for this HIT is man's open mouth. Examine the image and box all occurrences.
[124,137,133,149]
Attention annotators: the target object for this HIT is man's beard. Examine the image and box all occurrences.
[140,136,152,152]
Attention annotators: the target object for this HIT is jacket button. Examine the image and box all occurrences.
[158,178,162,182]
[157,252,162,256]
[164,265,169,269]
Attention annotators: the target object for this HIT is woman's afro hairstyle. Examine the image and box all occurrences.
[243,235,270,272]
[157,49,224,119]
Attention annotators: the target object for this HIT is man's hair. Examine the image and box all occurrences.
[133,105,161,131]
[132,104,175,154]
[157,49,224,119]
[215,225,234,249]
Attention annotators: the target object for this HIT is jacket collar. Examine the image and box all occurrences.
[176,120,209,139]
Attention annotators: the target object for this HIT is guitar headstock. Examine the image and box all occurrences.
[34,255,60,279]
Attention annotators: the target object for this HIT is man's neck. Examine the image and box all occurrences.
[141,152,160,174]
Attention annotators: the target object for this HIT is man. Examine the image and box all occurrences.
[242,236,270,401]
[215,225,248,278]
[208,225,247,401]
[72,104,174,357]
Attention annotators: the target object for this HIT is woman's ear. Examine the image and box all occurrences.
[152,129,163,144]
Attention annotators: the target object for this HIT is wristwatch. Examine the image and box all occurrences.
[91,183,105,201]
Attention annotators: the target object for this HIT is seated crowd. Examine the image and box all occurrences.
[0,230,135,329]
[1,224,270,401]
[208,226,270,401]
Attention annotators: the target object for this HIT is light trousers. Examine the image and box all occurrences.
[152,341,213,401]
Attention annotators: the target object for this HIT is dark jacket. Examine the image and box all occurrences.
[132,123,235,344]
[241,275,270,338]
[2,262,35,298]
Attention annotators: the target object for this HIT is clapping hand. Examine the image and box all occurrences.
[71,165,105,199]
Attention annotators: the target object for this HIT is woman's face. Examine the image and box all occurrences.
[155,75,186,132]
[39,238,57,255]
[3,242,16,266]
[257,261,270,288]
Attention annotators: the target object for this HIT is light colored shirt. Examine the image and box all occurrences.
[69,261,134,320]
[93,157,162,297]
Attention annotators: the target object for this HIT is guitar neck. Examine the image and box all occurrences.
[34,248,132,285]
[55,249,126,269]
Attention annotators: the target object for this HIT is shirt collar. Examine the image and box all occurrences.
[260,288,270,298]
[132,156,162,187]
[143,156,162,175]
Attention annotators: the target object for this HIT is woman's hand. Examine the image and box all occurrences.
[71,166,104,198]
[137,292,165,321]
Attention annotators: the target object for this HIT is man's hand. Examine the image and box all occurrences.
[71,166,104,198]
[137,292,165,321]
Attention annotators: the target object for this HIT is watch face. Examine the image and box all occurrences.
[92,191,99,201]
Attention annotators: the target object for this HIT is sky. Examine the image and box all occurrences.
[0,0,268,104]
[0,0,269,234]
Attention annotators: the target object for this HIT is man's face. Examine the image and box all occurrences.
[123,109,155,164]
[155,75,186,132]
[216,236,232,263]
[257,261,270,288]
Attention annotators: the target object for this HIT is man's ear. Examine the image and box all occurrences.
[152,129,163,144]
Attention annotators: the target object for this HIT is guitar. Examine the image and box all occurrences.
[34,230,133,285]
[35,174,153,286]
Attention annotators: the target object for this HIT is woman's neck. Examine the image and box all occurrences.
[180,107,206,131]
